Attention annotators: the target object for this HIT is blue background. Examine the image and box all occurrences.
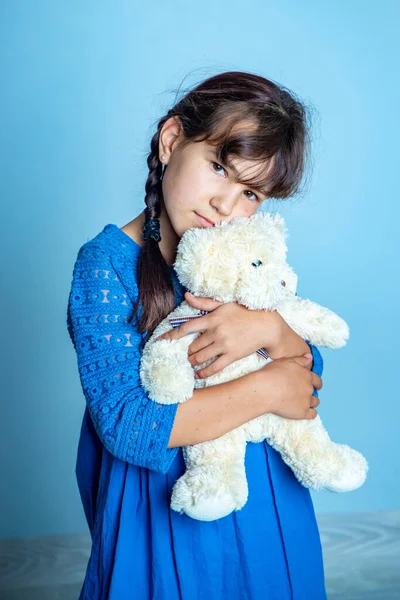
[1,1,398,538]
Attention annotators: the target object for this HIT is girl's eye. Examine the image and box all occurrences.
[211,161,226,176]
[244,190,260,202]
[211,161,260,202]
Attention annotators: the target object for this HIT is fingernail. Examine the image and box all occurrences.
[304,353,312,359]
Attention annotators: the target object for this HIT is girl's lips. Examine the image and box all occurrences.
[195,212,215,227]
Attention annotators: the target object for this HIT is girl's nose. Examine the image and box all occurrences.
[210,190,238,216]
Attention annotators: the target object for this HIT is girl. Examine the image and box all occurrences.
[67,71,326,599]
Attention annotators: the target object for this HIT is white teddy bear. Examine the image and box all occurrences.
[139,211,368,521]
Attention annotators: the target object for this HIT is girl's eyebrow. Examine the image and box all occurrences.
[207,148,269,196]
[223,158,269,197]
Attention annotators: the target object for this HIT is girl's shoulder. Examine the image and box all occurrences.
[71,220,183,305]
[72,223,143,299]
[76,223,142,262]
[80,223,142,256]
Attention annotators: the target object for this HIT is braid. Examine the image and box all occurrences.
[143,127,164,228]
[132,118,177,343]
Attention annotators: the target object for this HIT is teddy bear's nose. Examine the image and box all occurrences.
[281,280,286,287]
[251,259,263,267]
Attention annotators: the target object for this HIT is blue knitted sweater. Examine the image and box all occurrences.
[66,224,323,474]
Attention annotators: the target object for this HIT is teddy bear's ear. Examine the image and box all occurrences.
[271,212,287,237]
[241,211,288,261]
[173,226,220,291]
[254,211,288,239]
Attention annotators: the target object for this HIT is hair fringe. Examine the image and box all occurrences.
[131,70,316,341]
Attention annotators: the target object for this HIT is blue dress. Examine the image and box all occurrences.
[67,223,327,600]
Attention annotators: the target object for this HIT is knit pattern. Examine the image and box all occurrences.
[66,224,324,474]
[307,338,323,395]
[66,225,183,473]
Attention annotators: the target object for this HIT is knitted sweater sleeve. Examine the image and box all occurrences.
[66,242,180,474]
[305,341,323,397]
[292,291,324,396]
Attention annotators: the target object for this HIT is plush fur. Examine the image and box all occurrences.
[139,212,368,521]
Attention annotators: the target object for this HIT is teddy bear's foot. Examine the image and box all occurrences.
[320,444,369,493]
[170,465,248,521]
[284,442,368,493]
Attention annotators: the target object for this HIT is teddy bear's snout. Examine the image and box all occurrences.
[250,259,287,288]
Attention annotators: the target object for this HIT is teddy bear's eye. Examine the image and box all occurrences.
[251,259,263,267]
[281,280,286,287]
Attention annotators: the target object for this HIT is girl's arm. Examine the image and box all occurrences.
[67,241,182,474]
[167,371,276,448]
[67,240,322,468]
[265,315,324,377]
[167,322,323,449]
[168,349,319,448]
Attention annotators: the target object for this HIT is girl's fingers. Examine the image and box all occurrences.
[188,341,218,367]
[311,373,323,390]
[185,291,223,311]
[195,354,229,379]
[188,331,214,357]
[155,329,176,342]
[156,316,209,341]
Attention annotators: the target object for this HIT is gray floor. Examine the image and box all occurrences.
[0,510,399,599]
[317,510,400,599]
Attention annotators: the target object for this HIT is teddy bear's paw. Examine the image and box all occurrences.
[321,444,369,493]
[286,442,369,493]
[140,339,194,404]
[170,465,248,521]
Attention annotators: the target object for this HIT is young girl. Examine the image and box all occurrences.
[67,71,326,600]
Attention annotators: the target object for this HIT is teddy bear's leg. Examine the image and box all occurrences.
[140,333,200,404]
[170,428,249,521]
[258,413,368,492]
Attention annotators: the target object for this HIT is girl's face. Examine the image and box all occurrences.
[159,116,272,243]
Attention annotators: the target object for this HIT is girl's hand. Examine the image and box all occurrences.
[256,355,322,420]
[155,291,282,379]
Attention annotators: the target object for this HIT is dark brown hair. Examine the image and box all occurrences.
[133,70,316,342]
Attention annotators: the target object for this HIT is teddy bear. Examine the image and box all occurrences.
[139,211,368,521]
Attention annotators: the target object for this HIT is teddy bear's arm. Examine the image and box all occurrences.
[276,295,349,348]
[139,300,205,405]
